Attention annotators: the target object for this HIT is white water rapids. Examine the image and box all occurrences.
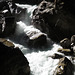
[8,3,75,75]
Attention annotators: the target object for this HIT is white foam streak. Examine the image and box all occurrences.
[25,44,61,75]
[16,4,37,18]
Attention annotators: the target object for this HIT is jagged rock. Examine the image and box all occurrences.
[31,0,61,42]
[32,0,57,31]
[0,0,16,37]
[32,0,75,42]
[60,38,71,49]
[58,48,73,55]
[54,57,74,75]
[0,38,30,75]
[49,53,63,59]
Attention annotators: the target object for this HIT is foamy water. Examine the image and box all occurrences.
[25,44,62,75]
[8,3,75,75]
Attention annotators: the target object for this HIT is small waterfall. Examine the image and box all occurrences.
[7,3,75,75]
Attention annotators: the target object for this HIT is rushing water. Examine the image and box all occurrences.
[8,3,75,75]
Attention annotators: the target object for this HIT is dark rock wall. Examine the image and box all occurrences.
[32,0,75,42]
[0,39,30,75]
[0,0,16,37]
[12,0,52,5]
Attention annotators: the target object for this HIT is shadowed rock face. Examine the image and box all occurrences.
[0,0,16,37]
[12,0,53,5]
[0,38,30,75]
[60,38,71,49]
[32,0,75,42]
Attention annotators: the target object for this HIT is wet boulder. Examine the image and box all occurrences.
[58,48,73,55]
[49,53,63,59]
[0,38,15,48]
[32,0,57,32]
[24,25,47,48]
[32,0,75,42]
[54,57,74,75]
[0,38,30,75]
[60,38,71,49]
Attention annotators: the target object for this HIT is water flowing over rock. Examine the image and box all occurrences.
[16,21,47,48]
[0,38,30,75]
[32,0,75,42]
[0,0,75,75]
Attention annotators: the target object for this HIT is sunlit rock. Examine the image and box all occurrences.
[0,38,15,48]
[58,48,73,55]
[54,57,74,75]
[0,38,30,75]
